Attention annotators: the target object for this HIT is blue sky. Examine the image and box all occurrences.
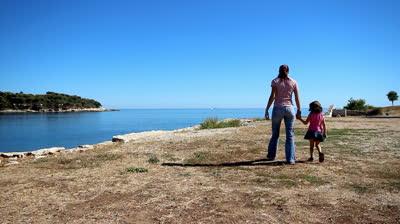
[0,0,399,109]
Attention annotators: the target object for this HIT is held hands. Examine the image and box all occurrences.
[265,109,302,121]
[295,110,301,119]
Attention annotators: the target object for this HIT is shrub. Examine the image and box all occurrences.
[126,167,148,173]
[147,154,159,164]
[200,117,220,129]
[367,108,383,116]
[200,117,241,129]
[344,98,366,110]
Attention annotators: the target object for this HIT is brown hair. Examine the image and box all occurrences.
[278,64,289,79]
[309,101,323,113]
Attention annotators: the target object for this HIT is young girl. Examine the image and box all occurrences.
[299,101,327,162]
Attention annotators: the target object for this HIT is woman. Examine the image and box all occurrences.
[265,64,301,164]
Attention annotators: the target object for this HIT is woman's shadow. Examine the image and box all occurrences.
[162,158,305,167]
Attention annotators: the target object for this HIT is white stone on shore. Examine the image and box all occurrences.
[31,147,65,156]
[112,130,168,143]
[78,144,94,149]
[0,147,65,158]
[95,141,113,147]
[69,145,91,153]
[5,160,19,166]
[33,155,47,160]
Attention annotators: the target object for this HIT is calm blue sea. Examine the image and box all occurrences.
[0,108,311,152]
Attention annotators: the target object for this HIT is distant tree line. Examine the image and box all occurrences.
[343,98,374,111]
[344,91,398,111]
[0,91,102,111]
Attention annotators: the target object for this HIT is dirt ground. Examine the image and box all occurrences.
[1,117,400,223]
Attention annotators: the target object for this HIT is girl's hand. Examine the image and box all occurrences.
[323,132,327,138]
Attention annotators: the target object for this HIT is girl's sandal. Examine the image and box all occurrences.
[307,157,314,162]
[319,152,325,162]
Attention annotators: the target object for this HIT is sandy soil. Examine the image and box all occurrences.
[1,117,399,223]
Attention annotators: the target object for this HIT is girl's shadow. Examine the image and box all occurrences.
[161,158,306,167]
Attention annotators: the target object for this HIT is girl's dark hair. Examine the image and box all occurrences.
[278,64,289,79]
[309,101,323,113]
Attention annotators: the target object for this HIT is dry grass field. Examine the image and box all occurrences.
[1,117,399,223]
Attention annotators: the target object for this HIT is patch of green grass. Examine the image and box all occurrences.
[328,128,373,137]
[279,179,297,187]
[179,172,191,177]
[254,173,297,188]
[193,152,207,161]
[210,169,222,178]
[388,181,400,191]
[32,157,50,164]
[200,117,241,129]
[372,166,400,180]
[36,152,124,169]
[350,183,369,194]
[184,151,211,164]
[252,117,265,122]
[57,157,75,165]
[350,148,363,156]
[126,167,148,173]
[162,153,179,162]
[301,174,328,185]
[147,154,159,164]
[95,153,123,161]
[295,140,311,147]
[272,196,288,207]
[273,174,297,187]
[294,128,308,136]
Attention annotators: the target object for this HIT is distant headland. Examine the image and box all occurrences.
[0,91,115,113]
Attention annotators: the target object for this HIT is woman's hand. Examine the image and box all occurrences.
[265,110,270,120]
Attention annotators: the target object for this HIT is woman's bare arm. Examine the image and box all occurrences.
[266,86,276,110]
[293,86,301,118]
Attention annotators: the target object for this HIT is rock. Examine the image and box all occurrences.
[69,144,95,153]
[0,153,11,158]
[31,147,65,156]
[25,152,34,157]
[112,130,166,143]
[33,155,47,161]
[8,157,18,161]
[5,160,19,166]
[112,137,125,143]
[78,144,94,149]
[0,153,24,158]
[95,141,113,147]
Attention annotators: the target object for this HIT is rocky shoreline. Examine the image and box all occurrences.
[0,126,200,166]
[0,119,252,166]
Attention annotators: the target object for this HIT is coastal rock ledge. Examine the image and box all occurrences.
[0,147,66,158]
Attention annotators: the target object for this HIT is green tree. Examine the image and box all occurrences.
[387,91,398,106]
[0,95,9,110]
[0,91,102,111]
[344,98,368,110]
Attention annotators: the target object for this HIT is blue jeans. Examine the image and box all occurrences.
[267,106,296,163]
